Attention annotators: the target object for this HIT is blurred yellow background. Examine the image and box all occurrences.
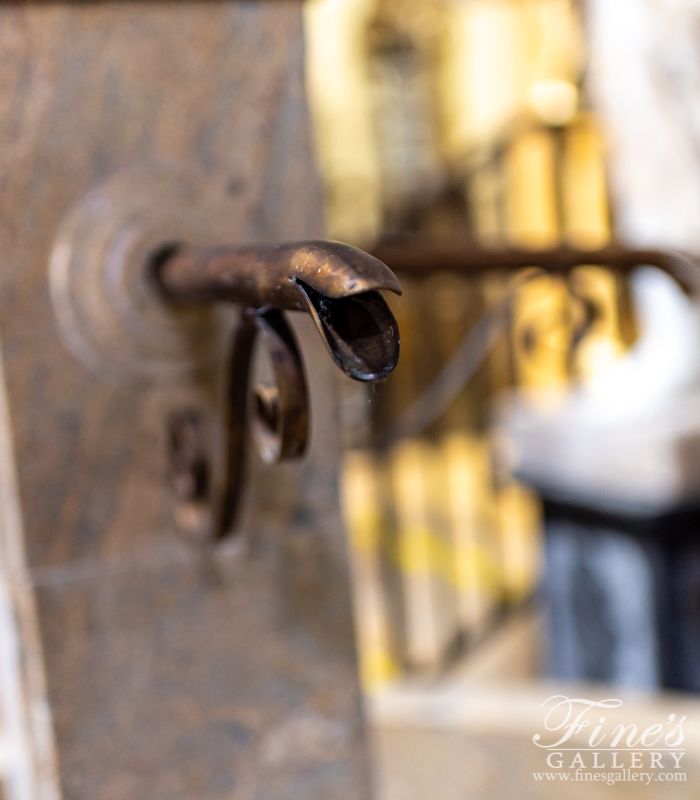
[303,0,633,691]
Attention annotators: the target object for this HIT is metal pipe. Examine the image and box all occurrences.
[371,242,700,296]
[156,240,402,382]
[157,240,401,307]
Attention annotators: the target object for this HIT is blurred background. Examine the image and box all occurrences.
[302,0,700,797]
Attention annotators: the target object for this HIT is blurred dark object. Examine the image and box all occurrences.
[544,499,700,691]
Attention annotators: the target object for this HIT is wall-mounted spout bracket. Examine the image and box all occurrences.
[48,171,401,540]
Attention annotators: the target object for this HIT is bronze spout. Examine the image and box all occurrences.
[154,239,402,538]
[156,240,402,382]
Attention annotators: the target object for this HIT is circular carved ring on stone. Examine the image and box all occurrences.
[49,166,228,386]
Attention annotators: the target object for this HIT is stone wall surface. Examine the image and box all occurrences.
[0,4,369,799]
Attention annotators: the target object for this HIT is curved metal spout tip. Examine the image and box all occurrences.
[296,281,400,382]
[294,241,403,299]
[155,237,403,381]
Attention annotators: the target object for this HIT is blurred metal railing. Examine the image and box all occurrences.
[342,242,700,689]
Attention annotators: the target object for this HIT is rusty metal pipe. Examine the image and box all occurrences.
[157,240,402,382]
[371,242,700,296]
